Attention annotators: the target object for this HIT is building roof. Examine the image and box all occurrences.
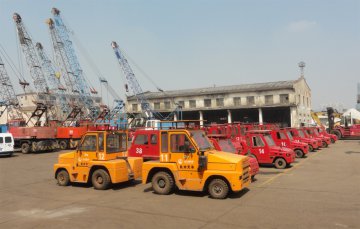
[128,79,298,100]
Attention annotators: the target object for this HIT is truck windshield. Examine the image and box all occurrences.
[313,129,320,136]
[264,134,276,146]
[298,130,305,138]
[190,130,213,150]
[106,132,127,153]
[218,139,237,153]
[286,131,294,140]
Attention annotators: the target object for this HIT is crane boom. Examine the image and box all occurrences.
[35,42,70,118]
[111,41,153,119]
[0,55,23,119]
[13,13,49,95]
[49,8,99,119]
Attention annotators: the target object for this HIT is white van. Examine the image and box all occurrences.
[0,133,14,156]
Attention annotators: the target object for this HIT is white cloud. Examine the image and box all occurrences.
[287,20,317,32]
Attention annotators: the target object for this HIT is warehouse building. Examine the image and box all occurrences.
[127,76,312,127]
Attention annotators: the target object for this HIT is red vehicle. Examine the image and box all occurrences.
[304,127,330,148]
[208,134,259,181]
[287,128,319,152]
[330,125,360,139]
[8,119,59,154]
[315,127,337,143]
[270,129,309,158]
[245,130,295,169]
[298,128,323,149]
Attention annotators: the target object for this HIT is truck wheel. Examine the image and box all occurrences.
[21,142,30,154]
[331,130,341,139]
[92,169,111,190]
[249,154,258,162]
[208,178,229,199]
[57,170,70,186]
[322,141,328,148]
[295,149,304,158]
[274,158,287,169]
[151,171,174,195]
[308,144,314,152]
[59,140,68,150]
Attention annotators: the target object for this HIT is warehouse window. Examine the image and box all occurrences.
[280,94,289,104]
[189,100,196,108]
[164,101,171,109]
[233,97,241,106]
[247,96,255,105]
[265,95,273,105]
[216,98,224,107]
[154,102,160,110]
[204,99,212,107]
[177,101,185,109]
[132,104,138,112]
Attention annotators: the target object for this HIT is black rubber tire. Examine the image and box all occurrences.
[208,178,229,199]
[92,169,111,190]
[331,130,341,140]
[56,170,70,186]
[21,142,31,154]
[295,149,304,158]
[322,141,328,148]
[274,158,287,169]
[251,175,255,181]
[308,144,314,152]
[59,140,68,150]
[151,171,175,195]
[330,138,335,144]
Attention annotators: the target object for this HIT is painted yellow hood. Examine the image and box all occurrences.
[206,150,247,164]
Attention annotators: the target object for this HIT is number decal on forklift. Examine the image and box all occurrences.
[281,142,286,147]
[98,153,105,160]
[136,148,142,154]
[160,154,169,162]
[259,149,265,154]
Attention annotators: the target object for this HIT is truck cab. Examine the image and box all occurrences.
[316,127,337,143]
[245,130,295,169]
[304,127,330,148]
[141,129,251,199]
[270,129,309,158]
[54,130,143,190]
[288,128,319,152]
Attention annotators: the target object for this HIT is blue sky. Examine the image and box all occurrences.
[0,0,359,110]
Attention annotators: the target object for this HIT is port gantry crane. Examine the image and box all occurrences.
[111,41,181,127]
[48,8,99,120]
[0,54,23,120]
[13,13,57,126]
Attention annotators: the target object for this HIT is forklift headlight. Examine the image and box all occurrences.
[286,153,290,157]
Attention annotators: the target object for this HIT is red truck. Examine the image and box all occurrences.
[245,130,295,169]
[8,119,59,154]
[287,128,319,152]
[315,127,337,143]
[304,127,331,148]
[270,129,309,158]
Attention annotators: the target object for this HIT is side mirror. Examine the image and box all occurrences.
[198,154,207,170]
